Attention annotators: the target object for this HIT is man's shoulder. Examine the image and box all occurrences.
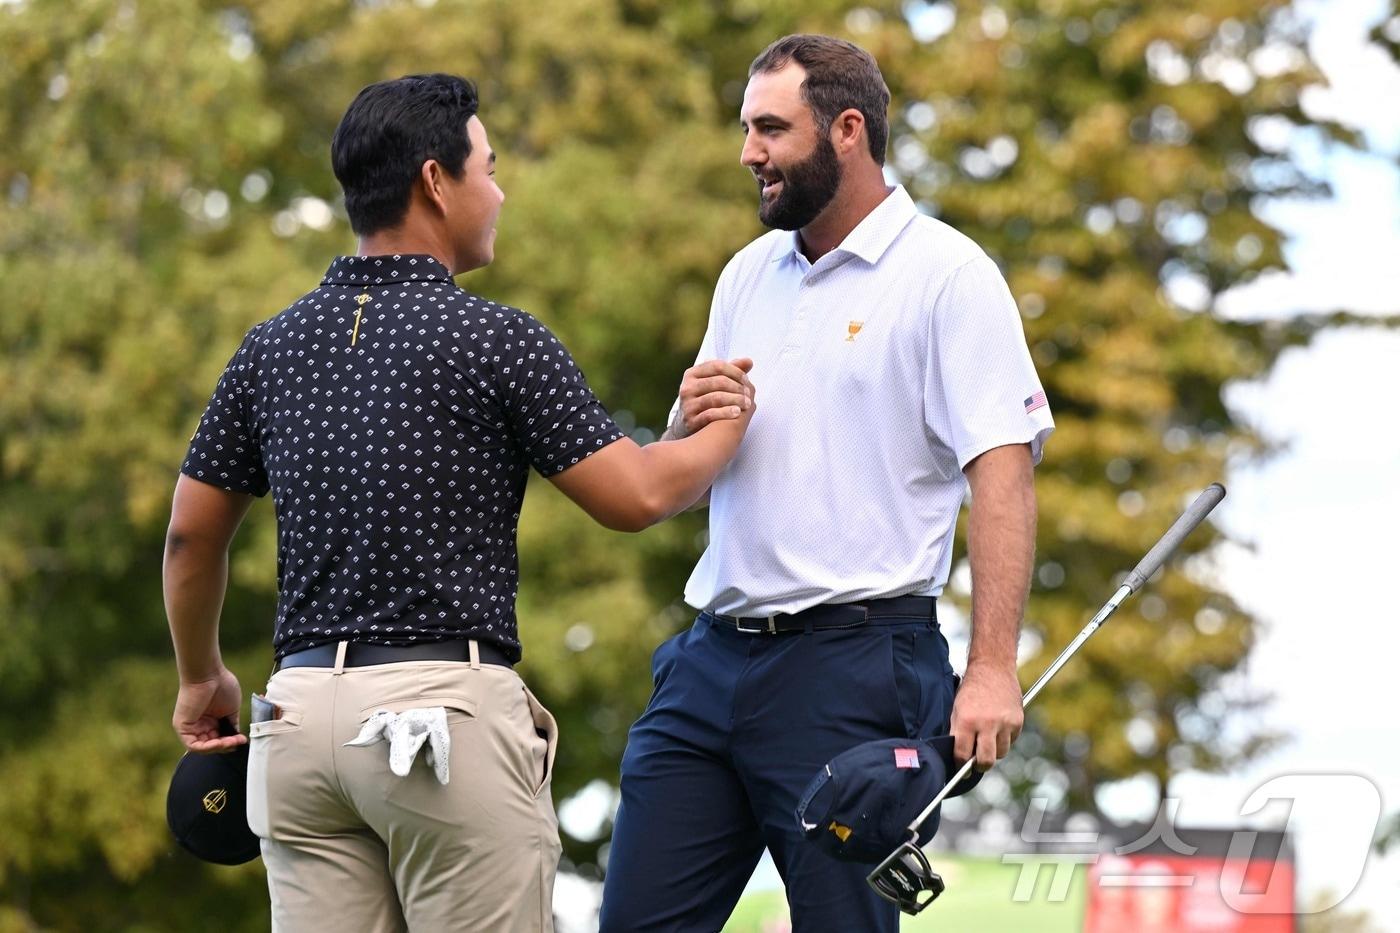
[457,297,570,348]
[897,213,990,275]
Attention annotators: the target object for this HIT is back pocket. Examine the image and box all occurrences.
[358,694,478,725]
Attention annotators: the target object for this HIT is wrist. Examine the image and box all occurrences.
[667,406,690,441]
[965,654,1017,676]
[177,658,226,686]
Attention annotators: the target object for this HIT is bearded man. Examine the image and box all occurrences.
[598,35,1055,932]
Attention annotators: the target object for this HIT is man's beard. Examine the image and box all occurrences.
[756,135,842,231]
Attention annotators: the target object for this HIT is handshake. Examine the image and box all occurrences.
[667,357,758,439]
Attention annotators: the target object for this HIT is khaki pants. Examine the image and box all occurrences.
[247,644,561,932]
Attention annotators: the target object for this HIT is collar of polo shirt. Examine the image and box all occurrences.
[322,254,456,287]
[771,186,919,270]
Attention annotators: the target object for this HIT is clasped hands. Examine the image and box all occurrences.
[670,358,757,437]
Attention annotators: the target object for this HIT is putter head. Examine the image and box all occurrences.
[866,839,945,915]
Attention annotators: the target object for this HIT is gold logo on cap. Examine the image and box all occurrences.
[202,788,229,814]
[846,321,864,342]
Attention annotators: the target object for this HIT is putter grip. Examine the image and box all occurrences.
[1122,483,1226,593]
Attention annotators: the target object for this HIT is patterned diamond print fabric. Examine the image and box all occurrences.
[183,254,624,661]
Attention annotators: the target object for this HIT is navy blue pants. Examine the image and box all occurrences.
[599,610,955,932]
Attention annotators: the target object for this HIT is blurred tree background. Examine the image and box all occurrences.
[2,0,1395,928]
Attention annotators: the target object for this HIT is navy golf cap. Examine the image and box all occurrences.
[166,718,261,865]
[795,735,982,864]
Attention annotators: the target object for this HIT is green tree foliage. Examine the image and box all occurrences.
[0,0,1387,926]
[1371,1,1400,64]
[869,0,1345,816]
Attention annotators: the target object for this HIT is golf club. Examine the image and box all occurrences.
[867,482,1228,915]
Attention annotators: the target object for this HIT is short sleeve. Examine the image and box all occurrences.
[181,326,270,496]
[494,312,625,477]
[925,256,1054,469]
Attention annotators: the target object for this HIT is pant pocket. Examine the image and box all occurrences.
[246,710,304,839]
[888,628,924,738]
[357,694,479,726]
[649,630,685,695]
[520,684,559,799]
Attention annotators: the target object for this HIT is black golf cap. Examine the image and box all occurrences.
[795,735,982,864]
[166,718,261,865]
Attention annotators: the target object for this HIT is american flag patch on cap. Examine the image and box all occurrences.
[1024,390,1047,414]
[894,748,920,769]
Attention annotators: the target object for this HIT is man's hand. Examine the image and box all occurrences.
[950,660,1023,770]
[669,358,755,439]
[172,666,247,754]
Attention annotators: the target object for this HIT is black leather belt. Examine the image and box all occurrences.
[275,639,514,671]
[704,596,937,634]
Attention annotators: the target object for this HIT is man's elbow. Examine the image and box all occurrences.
[164,521,226,559]
[595,511,651,534]
[607,496,671,533]
[165,525,194,558]
[602,486,689,532]
[570,491,654,533]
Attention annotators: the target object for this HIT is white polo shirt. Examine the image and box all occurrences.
[680,185,1054,616]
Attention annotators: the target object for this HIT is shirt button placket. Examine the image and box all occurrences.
[782,274,815,354]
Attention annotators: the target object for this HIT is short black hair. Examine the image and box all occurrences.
[750,35,890,165]
[331,73,480,236]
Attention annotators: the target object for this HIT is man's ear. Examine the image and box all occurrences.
[419,159,449,215]
[831,108,868,159]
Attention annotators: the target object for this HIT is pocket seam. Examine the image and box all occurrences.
[249,709,303,737]
[357,694,478,722]
[521,686,558,800]
[888,629,923,738]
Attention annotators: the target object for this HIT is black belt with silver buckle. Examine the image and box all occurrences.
[275,639,515,671]
[704,596,937,635]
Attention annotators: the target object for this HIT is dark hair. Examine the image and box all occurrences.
[331,73,480,235]
[749,35,890,165]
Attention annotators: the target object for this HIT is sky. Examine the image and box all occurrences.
[557,0,1400,927]
[1098,0,1400,922]
[1077,0,1400,922]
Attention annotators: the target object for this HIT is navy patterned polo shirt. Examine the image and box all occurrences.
[182,254,624,661]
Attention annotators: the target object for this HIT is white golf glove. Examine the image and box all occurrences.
[344,707,452,785]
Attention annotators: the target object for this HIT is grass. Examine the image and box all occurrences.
[723,855,1088,932]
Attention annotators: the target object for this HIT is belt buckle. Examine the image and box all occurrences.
[735,614,780,635]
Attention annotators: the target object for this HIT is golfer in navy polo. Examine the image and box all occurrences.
[599,36,1055,931]
[164,74,756,932]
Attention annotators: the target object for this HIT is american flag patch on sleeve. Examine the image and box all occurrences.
[1024,390,1047,414]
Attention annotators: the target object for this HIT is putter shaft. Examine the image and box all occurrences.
[903,584,1131,835]
[901,483,1226,840]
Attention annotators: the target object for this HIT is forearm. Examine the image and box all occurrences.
[551,419,745,530]
[965,454,1037,671]
[658,415,711,509]
[635,419,743,522]
[163,536,231,682]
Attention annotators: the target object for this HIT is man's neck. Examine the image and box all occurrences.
[797,172,891,263]
[356,224,454,273]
